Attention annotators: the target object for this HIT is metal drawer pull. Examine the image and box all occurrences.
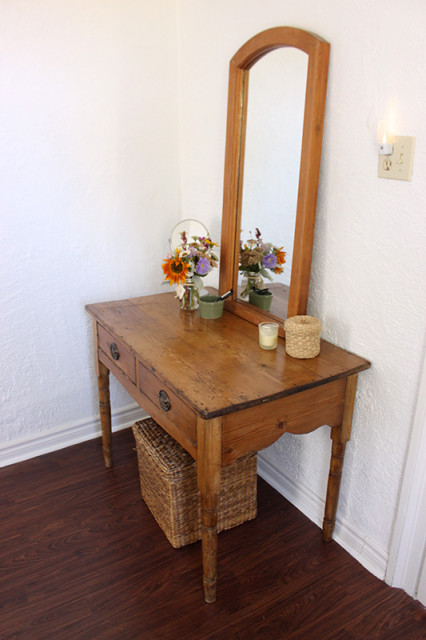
[158,390,171,412]
[110,343,120,361]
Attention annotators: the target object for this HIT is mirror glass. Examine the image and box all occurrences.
[238,48,308,318]
[169,219,209,251]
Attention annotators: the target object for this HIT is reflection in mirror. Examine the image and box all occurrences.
[238,48,308,319]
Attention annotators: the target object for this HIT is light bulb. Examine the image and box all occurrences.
[377,118,395,155]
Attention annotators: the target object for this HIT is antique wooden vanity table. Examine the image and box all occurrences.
[87,28,370,603]
[86,295,370,603]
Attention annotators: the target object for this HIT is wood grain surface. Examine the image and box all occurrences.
[86,293,370,420]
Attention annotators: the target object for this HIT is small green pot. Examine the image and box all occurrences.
[249,290,273,311]
[199,295,225,319]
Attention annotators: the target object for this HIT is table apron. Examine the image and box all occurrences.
[98,349,348,468]
[221,377,347,465]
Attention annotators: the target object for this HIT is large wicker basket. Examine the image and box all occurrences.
[284,315,321,359]
[132,418,257,548]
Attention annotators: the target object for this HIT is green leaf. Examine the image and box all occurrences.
[260,268,273,281]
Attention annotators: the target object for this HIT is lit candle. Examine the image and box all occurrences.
[258,322,279,350]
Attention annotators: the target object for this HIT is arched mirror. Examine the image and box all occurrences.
[219,27,329,333]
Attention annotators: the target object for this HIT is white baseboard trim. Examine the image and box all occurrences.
[257,453,388,581]
[0,403,148,468]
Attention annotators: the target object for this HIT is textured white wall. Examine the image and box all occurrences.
[1,1,180,444]
[2,0,426,581]
[177,0,426,560]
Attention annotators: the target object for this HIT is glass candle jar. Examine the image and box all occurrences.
[258,322,279,350]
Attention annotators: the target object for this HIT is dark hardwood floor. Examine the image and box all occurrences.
[1,428,425,640]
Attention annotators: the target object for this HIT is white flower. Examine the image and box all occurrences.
[175,283,185,300]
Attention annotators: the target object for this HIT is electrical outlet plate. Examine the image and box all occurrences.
[378,136,415,181]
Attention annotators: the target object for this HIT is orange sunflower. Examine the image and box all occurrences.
[162,250,189,285]
[276,247,286,265]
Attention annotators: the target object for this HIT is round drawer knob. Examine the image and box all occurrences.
[158,390,171,412]
[110,343,120,361]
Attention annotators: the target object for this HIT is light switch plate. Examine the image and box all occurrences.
[378,136,415,181]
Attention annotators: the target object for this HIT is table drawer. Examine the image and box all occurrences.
[98,325,136,383]
[138,362,197,443]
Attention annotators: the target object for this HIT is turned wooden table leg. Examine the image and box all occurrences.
[323,374,358,541]
[200,493,219,603]
[97,360,113,468]
[197,416,222,603]
[323,434,346,541]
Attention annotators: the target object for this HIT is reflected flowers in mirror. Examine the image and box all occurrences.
[239,227,286,298]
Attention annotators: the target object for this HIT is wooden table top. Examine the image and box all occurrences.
[86,293,370,420]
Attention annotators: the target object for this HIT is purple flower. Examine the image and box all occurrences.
[196,257,211,275]
[262,253,277,269]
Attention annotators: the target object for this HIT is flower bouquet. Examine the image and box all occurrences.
[162,231,219,310]
[239,227,286,300]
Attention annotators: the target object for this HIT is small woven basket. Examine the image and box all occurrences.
[284,315,321,359]
[132,418,257,548]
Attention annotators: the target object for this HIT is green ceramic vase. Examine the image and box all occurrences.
[249,290,273,311]
[199,295,224,319]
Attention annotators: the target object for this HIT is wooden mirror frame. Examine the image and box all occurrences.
[219,27,330,333]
